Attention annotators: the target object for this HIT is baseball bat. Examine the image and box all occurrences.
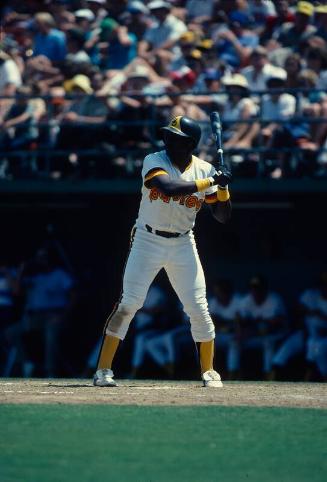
[210,111,224,166]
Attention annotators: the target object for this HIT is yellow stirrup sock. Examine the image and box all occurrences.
[97,335,120,369]
[199,340,214,374]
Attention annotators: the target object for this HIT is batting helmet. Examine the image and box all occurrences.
[161,116,201,147]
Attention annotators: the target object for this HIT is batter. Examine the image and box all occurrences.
[94,116,232,388]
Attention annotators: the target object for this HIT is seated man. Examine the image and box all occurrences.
[237,275,288,379]
[208,279,242,379]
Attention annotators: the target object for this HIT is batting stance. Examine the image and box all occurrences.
[94,116,232,388]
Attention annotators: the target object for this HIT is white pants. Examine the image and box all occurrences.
[106,227,215,342]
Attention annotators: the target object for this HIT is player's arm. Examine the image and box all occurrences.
[145,168,229,197]
[205,163,232,224]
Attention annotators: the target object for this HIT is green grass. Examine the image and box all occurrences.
[1,405,326,482]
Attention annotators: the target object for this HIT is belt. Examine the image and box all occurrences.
[145,224,189,238]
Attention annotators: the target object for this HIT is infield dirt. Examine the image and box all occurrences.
[0,379,326,408]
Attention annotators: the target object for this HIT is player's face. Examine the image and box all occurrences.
[163,132,195,163]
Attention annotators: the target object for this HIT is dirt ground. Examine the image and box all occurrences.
[0,379,326,408]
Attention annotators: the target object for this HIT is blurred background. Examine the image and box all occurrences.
[0,0,326,382]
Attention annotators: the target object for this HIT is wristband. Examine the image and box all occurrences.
[217,186,230,202]
[195,177,214,192]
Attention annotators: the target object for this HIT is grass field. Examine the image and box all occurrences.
[1,403,327,482]
[1,380,327,482]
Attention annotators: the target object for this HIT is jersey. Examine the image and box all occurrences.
[136,150,217,233]
[239,291,287,335]
[300,289,327,337]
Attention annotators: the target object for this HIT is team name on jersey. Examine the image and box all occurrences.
[149,188,203,211]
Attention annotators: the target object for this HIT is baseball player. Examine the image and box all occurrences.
[93,115,232,387]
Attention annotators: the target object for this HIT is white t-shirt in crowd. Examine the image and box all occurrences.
[144,14,187,49]
[300,289,327,337]
[0,59,22,92]
[240,292,286,320]
[261,93,296,121]
[222,97,258,122]
[241,64,284,92]
[136,150,217,233]
[208,293,243,320]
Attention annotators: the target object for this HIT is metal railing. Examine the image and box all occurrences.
[0,87,326,179]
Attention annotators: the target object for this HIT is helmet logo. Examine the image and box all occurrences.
[169,116,182,132]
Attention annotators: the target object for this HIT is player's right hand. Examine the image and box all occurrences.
[213,164,232,188]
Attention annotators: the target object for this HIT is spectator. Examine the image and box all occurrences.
[208,279,243,379]
[261,0,295,43]
[260,69,296,177]
[274,1,317,50]
[221,74,259,154]
[125,2,151,41]
[213,10,259,68]
[66,28,91,64]
[138,1,187,60]
[99,18,138,70]
[284,53,303,90]
[0,50,22,96]
[0,85,45,153]
[273,272,327,380]
[16,248,75,377]
[241,46,281,92]
[33,12,67,62]
[237,275,288,379]
[314,4,327,43]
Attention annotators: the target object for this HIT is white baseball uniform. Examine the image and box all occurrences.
[105,150,218,342]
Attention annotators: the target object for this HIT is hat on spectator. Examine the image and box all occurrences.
[127,65,150,79]
[315,5,327,14]
[148,1,171,11]
[266,67,287,85]
[296,1,314,17]
[222,74,249,90]
[187,49,202,60]
[128,1,149,14]
[64,74,93,94]
[180,31,196,44]
[197,39,214,50]
[75,9,95,22]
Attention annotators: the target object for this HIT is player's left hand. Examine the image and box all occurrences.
[213,164,232,188]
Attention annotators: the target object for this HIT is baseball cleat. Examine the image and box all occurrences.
[93,368,117,387]
[202,370,223,388]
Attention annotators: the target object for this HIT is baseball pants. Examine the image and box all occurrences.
[106,227,215,342]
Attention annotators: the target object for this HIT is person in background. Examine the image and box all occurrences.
[284,53,303,90]
[0,50,22,96]
[241,46,279,93]
[138,1,187,62]
[221,74,259,154]
[260,69,296,177]
[238,275,288,380]
[32,12,67,63]
[273,272,327,380]
[208,279,242,379]
[214,10,259,69]
[100,18,138,70]
[16,248,75,377]
[274,1,317,51]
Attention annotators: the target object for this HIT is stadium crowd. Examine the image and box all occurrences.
[0,0,327,179]
[0,248,326,381]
